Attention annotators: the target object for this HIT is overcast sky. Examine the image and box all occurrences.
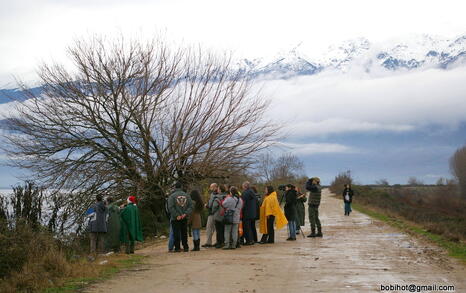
[1,0,466,85]
[1,0,466,186]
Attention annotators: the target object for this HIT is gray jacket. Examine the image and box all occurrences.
[168,189,193,221]
[212,192,227,222]
[206,192,218,215]
[89,201,108,233]
[222,196,243,224]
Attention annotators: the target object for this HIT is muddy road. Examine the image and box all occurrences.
[86,189,465,292]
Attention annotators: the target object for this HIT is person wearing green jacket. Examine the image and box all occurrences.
[306,177,322,238]
[167,182,193,252]
[105,197,121,253]
[120,196,143,254]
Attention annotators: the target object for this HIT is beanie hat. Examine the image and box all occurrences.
[127,196,137,204]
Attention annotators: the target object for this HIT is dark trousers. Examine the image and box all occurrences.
[215,220,225,245]
[243,219,255,243]
[261,215,275,243]
[252,220,258,242]
[172,218,188,250]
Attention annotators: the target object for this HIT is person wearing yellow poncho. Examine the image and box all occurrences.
[259,186,288,244]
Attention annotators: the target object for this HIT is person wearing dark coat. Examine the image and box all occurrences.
[284,184,298,241]
[89,194,108,255]
[295,187,307,234]
[241,181,257,245]
[342,184,354,216]
[306,177,322,238]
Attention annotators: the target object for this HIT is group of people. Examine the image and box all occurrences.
[87,195,143,257]
[165,177,325,253]
[86,178,354,256]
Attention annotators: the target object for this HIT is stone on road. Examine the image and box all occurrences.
[86,189,465,293]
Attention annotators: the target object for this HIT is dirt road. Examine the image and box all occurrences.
[87,189,465,293]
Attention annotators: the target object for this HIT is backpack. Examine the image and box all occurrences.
[223,197,239,224]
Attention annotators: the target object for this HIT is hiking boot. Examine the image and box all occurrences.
[215,243,223,249]
[183,247,189,252]
[307,233,317,238]
[192,240,200,251]
[174,248,181,253]
[201,243,212,248]
[316,232,323,237]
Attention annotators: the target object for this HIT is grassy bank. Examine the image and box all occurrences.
[44,254,146,293]
[352,202,466,263]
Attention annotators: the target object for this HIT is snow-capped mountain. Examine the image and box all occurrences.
[239,34,466,78]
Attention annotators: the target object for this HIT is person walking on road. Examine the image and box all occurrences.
[202,183,218,248]
[259,186,288,244]
[188,190,204,251]
[306,177,323,238]
[168,182,193,252]
[342,184,354,216]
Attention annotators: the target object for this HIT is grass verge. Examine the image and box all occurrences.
[352,203,466,263]
[43,254,146,293]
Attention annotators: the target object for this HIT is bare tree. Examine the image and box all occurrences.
[375,178,389,186]
[256,153,305,183]
[407,176,424,186]
[450,145,466,198]
[2,35,278,227]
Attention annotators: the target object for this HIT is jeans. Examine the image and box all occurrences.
[224,223,239,248]
[215,220,225,246]
[344,202,352,215]
[288,221,296,238]
[168,223,175,251]
[205,215,216,245]
[172,218,188,250]
[192,228,200,241]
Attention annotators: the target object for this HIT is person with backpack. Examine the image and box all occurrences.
[120,196,143,254]
[306,177,323,238]
[222,186,243,250]
[241,181,257,245]
[89,194,108,256]
[259,186,288,244]
[188,190,204,251]
[167,182,193,252]
[284,184,298,241]
[342,184,354,216]
[212,184,227,248]
[202,183,218,248]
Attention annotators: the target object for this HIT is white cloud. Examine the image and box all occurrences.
[276,142,356,155]
[263,66,466,137]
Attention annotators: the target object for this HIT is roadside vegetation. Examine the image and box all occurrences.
[329,143,466,262]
